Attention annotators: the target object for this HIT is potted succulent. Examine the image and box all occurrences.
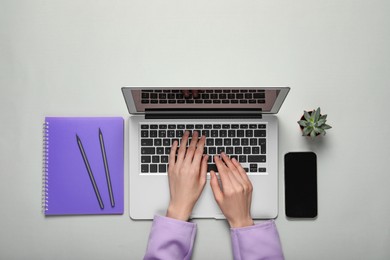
[297,107,332,138]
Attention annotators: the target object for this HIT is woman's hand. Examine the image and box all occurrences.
[166,131,208,221]
[210,152,254,228]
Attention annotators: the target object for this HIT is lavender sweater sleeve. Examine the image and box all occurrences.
[144,215,197,260]
[144,216,283,260]
[231,220,284,260]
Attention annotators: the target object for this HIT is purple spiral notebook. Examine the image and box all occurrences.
[42,117,124,215]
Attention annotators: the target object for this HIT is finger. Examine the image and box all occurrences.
[214,155,231,186]
[210,170,223,202]
[231,157,253,194]
[220,152,245,184]
[220,152,236,171]
[192,135,206,166]
[177,131,190,162]
[169,140,178,167]
[184,131,199,163]
[231,157,251,183]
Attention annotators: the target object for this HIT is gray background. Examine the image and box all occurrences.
[1,0,389,259]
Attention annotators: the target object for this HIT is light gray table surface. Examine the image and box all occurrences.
[1,1,389,259]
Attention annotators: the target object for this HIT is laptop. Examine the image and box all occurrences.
[122,87,290,220]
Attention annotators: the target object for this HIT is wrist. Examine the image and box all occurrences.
[228,217,254,228]
[166,204,192,221]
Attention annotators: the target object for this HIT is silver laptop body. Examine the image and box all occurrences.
[122,86,290,220]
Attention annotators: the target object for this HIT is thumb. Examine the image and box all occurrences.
[210,171,223,202]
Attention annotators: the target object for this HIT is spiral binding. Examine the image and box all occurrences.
[42,121,50,213]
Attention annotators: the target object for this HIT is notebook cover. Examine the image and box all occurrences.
[43,117,124,215]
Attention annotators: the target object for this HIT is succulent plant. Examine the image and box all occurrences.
[297,107,332,138]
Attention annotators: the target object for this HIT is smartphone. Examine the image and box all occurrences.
[284,152,317,218]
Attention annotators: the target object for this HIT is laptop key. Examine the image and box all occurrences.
[167,130,175,137]
[254,130,266,137]
[250,138,257,145]
[228,130,235,137]
[141,156,151,163]
[235,147,242,154]
[207,164,218,172]
[261,144,266,154]
[150,130,157,137]
[141,139,153,146]
[154,139,162,146]
[206,139,214,146]
[161,156,168,163]
[141,164,149,173]
[141,147,155,154]
[158,130,166,137]
[226,147,233,154]
[211,130,218,137]
[163,139,170,146]
[150,164,158,173]
[159,164,166,173]
[248,155,266,163]
[141,130,148,137]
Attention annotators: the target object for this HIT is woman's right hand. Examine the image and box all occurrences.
[210,152,254,228]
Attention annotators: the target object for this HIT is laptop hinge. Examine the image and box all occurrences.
[145,108,262,119]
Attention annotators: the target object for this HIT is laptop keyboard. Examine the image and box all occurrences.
[140,123,267,175]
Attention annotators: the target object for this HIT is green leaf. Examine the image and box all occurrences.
[310,130,317,138]
[302,127,312,136]
[314,107,321,122]
[297,120,309,127]
[316,128,325,135]
[320,114,327,120]
[310,110,316,122]
[304,111,311,121]
[322,124,332,130]
[317,119,326,127]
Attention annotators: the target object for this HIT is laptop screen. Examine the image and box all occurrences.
[122,87,290,114]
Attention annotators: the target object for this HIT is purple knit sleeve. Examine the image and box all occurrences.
[144,215,197,260]
[230,220,284,260]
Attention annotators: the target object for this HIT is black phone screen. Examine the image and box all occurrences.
[284,152,317,218]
